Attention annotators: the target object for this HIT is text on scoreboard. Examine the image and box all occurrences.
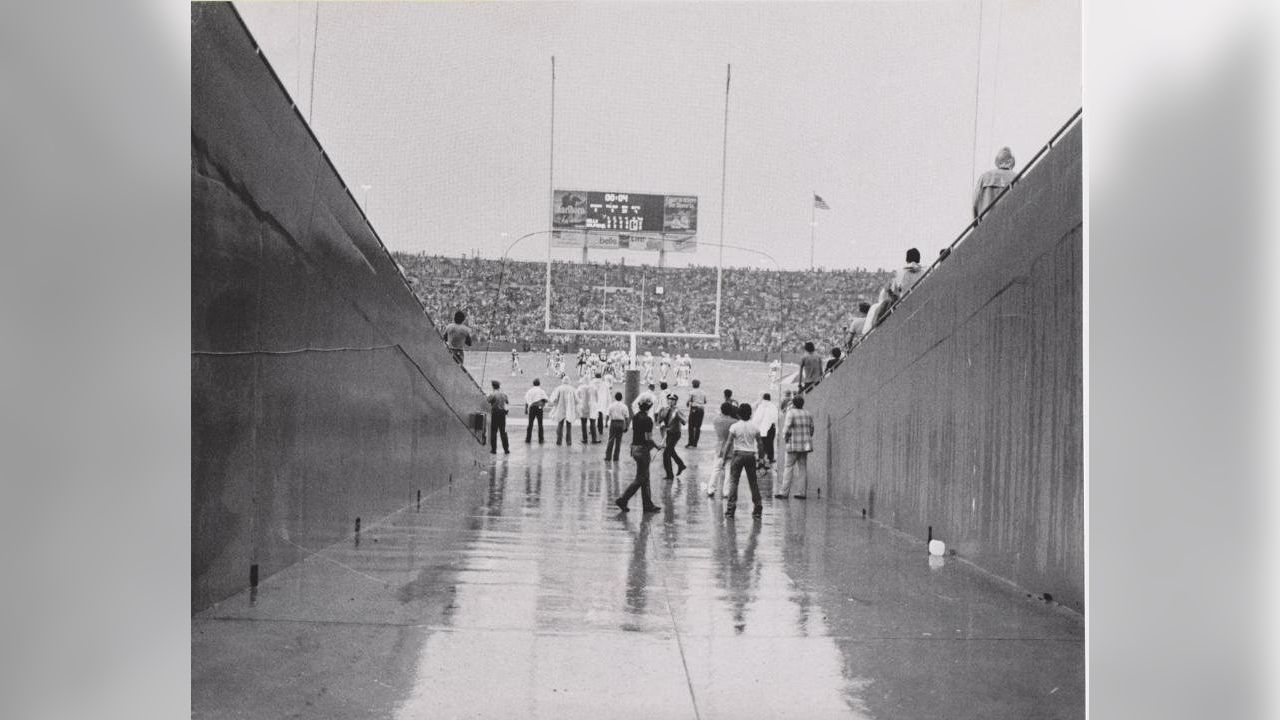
[553,190,698,233]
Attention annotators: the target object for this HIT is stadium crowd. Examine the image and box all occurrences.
[396,253,890,353]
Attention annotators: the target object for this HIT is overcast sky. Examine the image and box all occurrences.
[236,1,1080,272]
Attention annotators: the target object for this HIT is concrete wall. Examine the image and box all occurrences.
[807,122,1083,611]
[191,3,489,612]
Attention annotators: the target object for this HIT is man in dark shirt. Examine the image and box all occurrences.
[614,399,661,513]
[798,342,823,392]
[657,394,687,479]
[486,379,509,455]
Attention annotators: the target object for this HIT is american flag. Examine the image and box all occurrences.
[813,194,830,210]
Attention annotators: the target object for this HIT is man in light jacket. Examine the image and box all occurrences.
[549,377,578,446]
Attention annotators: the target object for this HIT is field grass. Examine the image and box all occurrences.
[463,350,799,411]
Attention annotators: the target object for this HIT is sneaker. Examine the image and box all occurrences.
[642,505,662,513]
[614,498,629,512]
[773,494,788,499]
[676,465,686,476]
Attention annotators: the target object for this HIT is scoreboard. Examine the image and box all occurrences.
[553,190,698,237]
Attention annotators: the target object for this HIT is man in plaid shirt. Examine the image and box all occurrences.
[775,395,814,499]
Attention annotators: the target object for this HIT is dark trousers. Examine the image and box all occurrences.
[618,446,655,509]
[758,426,776,462]
[556,419,573,445]
[526,406,544,443]
[594,412,605,437]
[580,417,597,443]
[687,406,705,446]
[605,420,626,461]
[489,411,509,453]
[662,434,686,477]
[726,451,762,514]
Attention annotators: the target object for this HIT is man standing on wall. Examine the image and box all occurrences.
[442,310,473,364]
[798,342,823,393]
[973,146,1017,218]
[486,380,510,455]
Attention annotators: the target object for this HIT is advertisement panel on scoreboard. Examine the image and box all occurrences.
[552,230,696,252]
[553,190,698,234]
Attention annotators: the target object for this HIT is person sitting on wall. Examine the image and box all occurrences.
[441,310,473,364]
[973,146,1017,218]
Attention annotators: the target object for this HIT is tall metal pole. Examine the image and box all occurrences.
[544,56,555,334]
[714,64,730,340]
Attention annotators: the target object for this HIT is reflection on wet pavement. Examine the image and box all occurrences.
[193,441,1083,719]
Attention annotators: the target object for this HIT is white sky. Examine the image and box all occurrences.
[236,1,1080,272]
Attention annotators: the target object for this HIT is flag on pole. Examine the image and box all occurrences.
[813,194,830,210]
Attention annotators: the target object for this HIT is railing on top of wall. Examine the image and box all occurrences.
[803,108,1083,394]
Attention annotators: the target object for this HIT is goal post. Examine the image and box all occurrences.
[543,189,722,365]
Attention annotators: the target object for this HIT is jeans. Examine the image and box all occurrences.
[726,451,762,514]
[605,420,626,461]
[662,433,685,477]
[556,419,573,445]
[525,406,544,443]
[687,406,704,446]
[580,417,597,443]
[618,446,656,509]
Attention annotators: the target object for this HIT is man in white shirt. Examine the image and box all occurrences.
[753,392,780,471]
[719,403,763,519]
[632,383,658,415]
[603,392,631,462]
[523,378,548,444]
[886,248,924,303]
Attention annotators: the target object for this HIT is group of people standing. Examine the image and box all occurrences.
[612,383,815,520]
[484,371,817,521]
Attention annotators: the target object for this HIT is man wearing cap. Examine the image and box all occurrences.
[656,393,687,480]
[614,398,661,513]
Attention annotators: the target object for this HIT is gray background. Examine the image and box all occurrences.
[0,1,1275,719]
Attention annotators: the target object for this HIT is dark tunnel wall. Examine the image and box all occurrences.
[191,3,490,612]
[807,122,1083,611]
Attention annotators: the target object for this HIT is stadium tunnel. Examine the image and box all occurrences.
[192,4,1083,718]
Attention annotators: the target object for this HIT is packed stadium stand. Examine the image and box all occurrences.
[395,253,890,352]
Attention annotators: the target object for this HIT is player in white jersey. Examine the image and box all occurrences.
[552,348,565,378]
[658,351,672,382]
[768,358,781,384]
[640,351,655,383]
[510,347,524,375]
[675,353,691,386]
